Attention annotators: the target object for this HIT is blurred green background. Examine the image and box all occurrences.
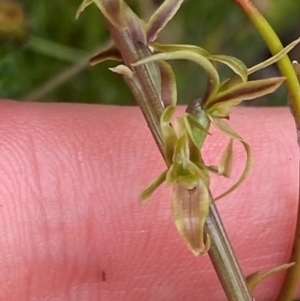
[1,0,300,105]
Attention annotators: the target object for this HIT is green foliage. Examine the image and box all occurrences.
[0,0,299,104]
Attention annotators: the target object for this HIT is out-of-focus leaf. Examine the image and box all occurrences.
[209,55,248,82]
[206,77,286,114]
[158,60,177,107]
[0,0,27,41]
[248,37,300,75]
[132,50,220,101]
[246,263,294,291]
[209,117,252,201]
[140,170,168,203]
[172,181,211,256]
[146,0,184,43]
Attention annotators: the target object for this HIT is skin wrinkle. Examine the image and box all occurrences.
[0,120,49,298]
[0,100,298,300]
[28,106,107,299]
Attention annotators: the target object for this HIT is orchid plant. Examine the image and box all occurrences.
[76,0,300,299]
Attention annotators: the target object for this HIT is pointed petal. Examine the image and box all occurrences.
[109,64,133,78]
[218,75,244,93]
[206,77,286,115]
[292,60,300,80]
[146,0,184,43]
[172,181,211,256]
[213,77,286,104]
[158,60,177,107]
[176,116,210,186]
[76,0,94,19]
[207,99,241,119]
[248,37,300,75]
[217,139,233,177]
[219,39,296,91]
[140,170,168,203]
[133,50,220,100]
[90,43,122,66]
[152,42,210,57]
[160,105,178,166]
[209,55,248,82]
[183,113,210,150]
[246,263,294,292]
[210,117,252,201]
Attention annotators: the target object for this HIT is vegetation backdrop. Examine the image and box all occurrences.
[1,0,300,105]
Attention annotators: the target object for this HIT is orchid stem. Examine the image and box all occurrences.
[231,1,300,300]
[104,16,253,301]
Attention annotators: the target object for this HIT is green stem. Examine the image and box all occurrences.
[232,1,300,300]
[232,0,300,128]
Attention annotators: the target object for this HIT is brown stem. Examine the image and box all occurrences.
[105,21,164,153]
[207,201,253,300]
[104,18,253,301]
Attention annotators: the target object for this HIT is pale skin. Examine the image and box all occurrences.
[0,100,299,300]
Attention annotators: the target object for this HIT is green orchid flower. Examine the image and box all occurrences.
[134,39,300,202]
[76,0,300,256]
[134,40,299,256]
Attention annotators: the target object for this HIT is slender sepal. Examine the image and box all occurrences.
[248,37,300,75]
[152,42,210,57]
[246,263,294,292]
[160,105,178,166]
[132,50,220,101]
[146,0,184,43]
[209,55,248,82]
[209,117,252,201]
[90,43,122,66]
[158,60,177,107]
[217,138,233,177]
[140,170,168,203]
[207,77,286,117]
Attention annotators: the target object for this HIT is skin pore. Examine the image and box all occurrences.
[0,100,298,301]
